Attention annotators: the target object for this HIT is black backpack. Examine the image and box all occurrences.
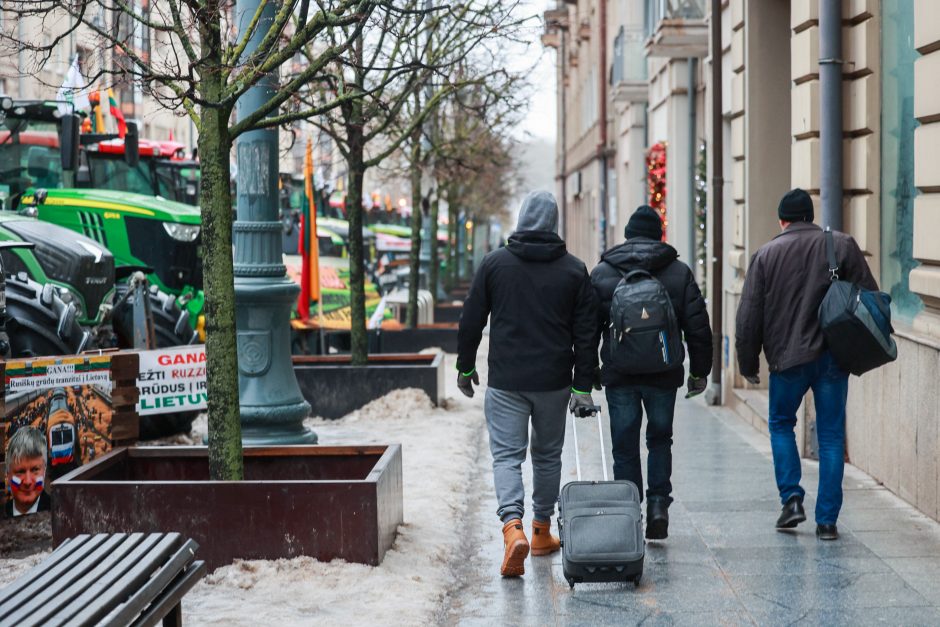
[818,228,897,376]
[606,269,684,374]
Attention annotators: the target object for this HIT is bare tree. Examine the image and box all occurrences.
[1,0,384,480]
[305,0,525,363]
[417,72,529,311]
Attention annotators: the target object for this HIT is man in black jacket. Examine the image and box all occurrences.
[736,188,877,541]
[457,190,598,577]
[590,205,712,540]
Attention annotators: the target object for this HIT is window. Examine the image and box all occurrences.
[0,143,64,199]
[880,0,922,320]
[86,155,172,197]
[611,27,625,84]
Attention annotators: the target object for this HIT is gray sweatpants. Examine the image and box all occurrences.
[484,386,570,523]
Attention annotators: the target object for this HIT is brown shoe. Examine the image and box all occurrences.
[500,519,529,577]
[531,519,561,556]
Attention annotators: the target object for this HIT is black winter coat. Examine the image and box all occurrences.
[590,238,712,389]
[457,231,598,392]
[735,222,877,376]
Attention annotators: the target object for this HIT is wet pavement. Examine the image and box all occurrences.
[441,391,940,626]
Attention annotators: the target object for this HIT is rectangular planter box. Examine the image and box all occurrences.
[290,328,381,355]
[53,445,403,570]
[293,353,445,418]
[434,303,464,323]
[379,324,459,354]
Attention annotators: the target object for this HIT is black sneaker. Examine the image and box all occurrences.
[775,495,806,529]
[646,500,669,540]
[816,524,839,541]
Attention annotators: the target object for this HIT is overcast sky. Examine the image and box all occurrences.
[512,0,557,143]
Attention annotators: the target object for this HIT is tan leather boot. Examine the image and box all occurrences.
[531,519,561,556]
[500,519,529,577]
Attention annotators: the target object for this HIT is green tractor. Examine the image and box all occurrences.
[0,98,204,343]
[0,211,112,354]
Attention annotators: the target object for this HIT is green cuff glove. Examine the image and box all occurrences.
[685,375,707,399]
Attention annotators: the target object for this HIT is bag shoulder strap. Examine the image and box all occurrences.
[825,227,839,282]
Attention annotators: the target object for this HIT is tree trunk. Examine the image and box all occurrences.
[199,105,244,481]
[405,134,422,328]
[446,185,458,293]
[428,192,440,305]
[347,131,369,366]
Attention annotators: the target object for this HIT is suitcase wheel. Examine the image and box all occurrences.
[567,578,575,590]
[632,574,642,588]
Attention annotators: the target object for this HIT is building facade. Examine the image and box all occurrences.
[545,0,708,268]
[547,0,940,524]
[0,8,195,147]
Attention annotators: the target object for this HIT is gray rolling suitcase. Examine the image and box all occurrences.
[559,409,644,589]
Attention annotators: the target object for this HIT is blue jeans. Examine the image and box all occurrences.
[769,351,849,525]
[606,385,678,504]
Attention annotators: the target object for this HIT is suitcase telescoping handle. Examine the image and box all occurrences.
[571,406,609,482]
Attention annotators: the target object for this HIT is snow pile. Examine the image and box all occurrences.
[0,552,49,587]
[183,354,487,626]
[319,387,435,424]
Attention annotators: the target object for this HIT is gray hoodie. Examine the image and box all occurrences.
[515,190,559,234]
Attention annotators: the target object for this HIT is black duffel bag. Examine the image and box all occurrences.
[818,227,897,376]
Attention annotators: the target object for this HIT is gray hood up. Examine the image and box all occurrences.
[515,190,559,234]
[506,191,565,262]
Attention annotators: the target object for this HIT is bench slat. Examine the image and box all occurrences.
[129,561,207,627]
[65,533,184,626]
[99,540,199,627]
[0,534,114,625]
[0,534,92,608]
[40,533,159,627]
[6,534,145,627]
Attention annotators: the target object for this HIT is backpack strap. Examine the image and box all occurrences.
[824,227,839,282]
[620,268,652,282]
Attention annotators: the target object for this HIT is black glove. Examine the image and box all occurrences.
[457,369,479,398]
[744,374,760,385]
[685,375,707,399]
[568,392,597,417]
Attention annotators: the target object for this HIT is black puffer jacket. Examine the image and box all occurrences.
[590,238,712,389]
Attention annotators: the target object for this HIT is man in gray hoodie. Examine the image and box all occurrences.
[457,190,598,577]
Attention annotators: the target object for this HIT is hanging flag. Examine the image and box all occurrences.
[98,88,109,132]
[57,55,91,116]
[297,149,311,321]
[107,89,128,138]
[90,91,105,134]
[306,139,321,304]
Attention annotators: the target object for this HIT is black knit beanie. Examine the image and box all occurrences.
[778,188,814,222]
[624,205,663,240]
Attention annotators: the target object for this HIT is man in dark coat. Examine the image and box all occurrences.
[457,190,598,577]
[736,188,877,540]
[590,205,712,540]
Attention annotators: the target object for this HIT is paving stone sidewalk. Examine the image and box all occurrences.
[441,391,940,626]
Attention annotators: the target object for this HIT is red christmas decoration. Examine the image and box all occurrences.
[646,142,667,242]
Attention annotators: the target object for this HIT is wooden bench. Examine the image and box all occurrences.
[0,532,206,627]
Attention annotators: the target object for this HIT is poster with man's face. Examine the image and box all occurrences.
[7,438,46,517]
[1,356,114,518]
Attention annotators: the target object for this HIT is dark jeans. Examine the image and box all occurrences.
[606,384,678,504]
[769,351,849,525]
